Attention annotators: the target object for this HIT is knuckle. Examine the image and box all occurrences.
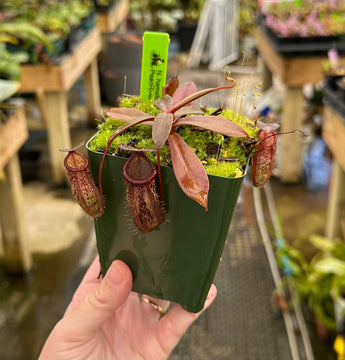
[88,285,110,310]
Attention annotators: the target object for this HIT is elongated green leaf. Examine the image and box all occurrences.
[105,107,152,121]
[6,51,29,64]
[168,132,209,211]
[174,115,249,138]
[0,21,52,50]
[313,302,336,330]
[152,113,173,149]
[0,80,20,102]
[313,257,345,276]
[308,235,335,252]
[0,34,17,43]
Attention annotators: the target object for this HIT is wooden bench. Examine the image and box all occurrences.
[96,0,129,33]
[0,106,32,273]
[19,28,102,184]
[322,104,345,240]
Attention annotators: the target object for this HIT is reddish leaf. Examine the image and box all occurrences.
[107,115,155,146]
[174,106,204,120]
[154,95,173,112]
[169,84,236,114]
[168,133,209,211]
[163,75,179,97]
[172,81,197,106]
[152,113,174,149]
[106,107,151,121]
[174,115,249,138]
[118,144,156,152]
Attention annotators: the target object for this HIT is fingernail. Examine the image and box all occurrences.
[108,261,125,287]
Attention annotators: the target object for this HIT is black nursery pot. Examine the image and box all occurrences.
[67,25,86,53]
[325,74,344,91]
[94,0,116,14]
[336,77,345,102]
[87,137,246,312]
[177,21,197,51]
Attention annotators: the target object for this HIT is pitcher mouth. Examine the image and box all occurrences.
[121,151,157,185]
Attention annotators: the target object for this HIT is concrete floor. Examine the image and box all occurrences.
[0,55,338,359]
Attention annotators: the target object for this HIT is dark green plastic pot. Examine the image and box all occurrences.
[87,137,246,312]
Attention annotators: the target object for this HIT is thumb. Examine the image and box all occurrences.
[68,260,132,336]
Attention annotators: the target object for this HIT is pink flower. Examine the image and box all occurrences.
[330,0,337,9]
[328,48,339,69]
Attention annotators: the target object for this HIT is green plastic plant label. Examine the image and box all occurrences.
[140,31,170,102]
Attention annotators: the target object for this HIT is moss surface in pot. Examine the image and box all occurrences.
[88,92,257,190]
[95,77,259,207]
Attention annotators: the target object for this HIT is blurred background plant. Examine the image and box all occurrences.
[128,0,205,32]
[0,20,47,119]
[129,0,176,31]
[238,0,256,40]
[0,0,95,63]
[93,0,116,10]
[276,235,345,333]
[127,0,257,56]
[259,0,345,37]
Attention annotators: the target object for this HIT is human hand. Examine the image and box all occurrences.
[39,257,217,360]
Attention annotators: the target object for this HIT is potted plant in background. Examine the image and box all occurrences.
[177,0,205,51]
[0,24,28,170]
[0,30,27,80]
[0,14,28,120]
[62,0,94,52]
[0,46,23,121]
[0,19,53,64]
[238,0,257,62]
[1,0,56,63]
[0,15,38,105]
[128,0,179,32]
[93,0,116,14]
[258,0,345,57]
[259,0,345,38]
[275,235,345,337]
[322,49,345,90]
[1,0,95,62]
[0,44,25,105]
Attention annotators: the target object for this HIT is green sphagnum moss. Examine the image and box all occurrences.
[88,96,258,178]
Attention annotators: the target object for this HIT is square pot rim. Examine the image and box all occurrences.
[86,131,250,181]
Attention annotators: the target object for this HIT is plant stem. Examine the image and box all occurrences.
[157,149,164,202]
[98,140,114,201]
